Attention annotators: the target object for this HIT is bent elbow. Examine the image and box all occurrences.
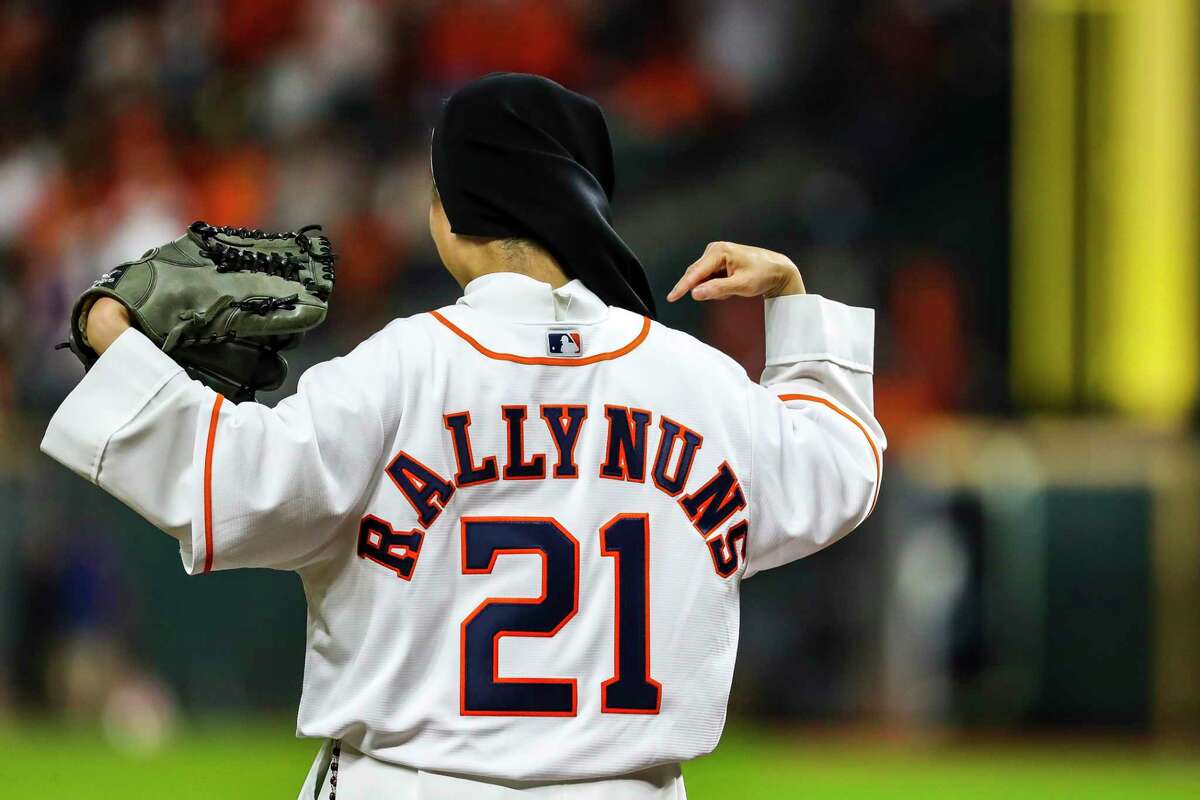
[817,454,881,550]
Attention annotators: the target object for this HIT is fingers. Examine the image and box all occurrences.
[667,242,732,302]
[666,252,721,302]
[690,274,752,301]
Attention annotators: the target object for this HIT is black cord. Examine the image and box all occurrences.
[328,740,340,800]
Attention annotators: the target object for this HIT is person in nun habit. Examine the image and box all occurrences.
[51,73,884,798]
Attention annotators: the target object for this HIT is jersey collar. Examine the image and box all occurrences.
[457,273,609,324]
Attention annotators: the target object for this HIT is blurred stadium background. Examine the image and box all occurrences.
[2,0,1199,796]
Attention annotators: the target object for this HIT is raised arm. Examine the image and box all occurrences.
[42,299,404,574]
[669,242,885,577]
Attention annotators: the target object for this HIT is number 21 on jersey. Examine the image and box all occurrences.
[460,515,662,716]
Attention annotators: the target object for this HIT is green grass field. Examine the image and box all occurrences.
[3,721,1199,798]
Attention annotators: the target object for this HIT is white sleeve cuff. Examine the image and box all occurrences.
[764,294,875,373]
[40,328,185,483]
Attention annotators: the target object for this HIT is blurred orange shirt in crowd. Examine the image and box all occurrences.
[875,256,966,447]
[422,0,586,85]
[190,146,274,226]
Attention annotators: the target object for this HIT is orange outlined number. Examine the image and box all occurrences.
[600,514,662,713]
[460,517,580,716]
[459,514,661,716]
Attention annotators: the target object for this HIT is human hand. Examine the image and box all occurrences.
[667,241,805,302]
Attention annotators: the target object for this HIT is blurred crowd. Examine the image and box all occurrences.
[0,0,1009,426]
[1,0,1011,721]
[0,0,799,409]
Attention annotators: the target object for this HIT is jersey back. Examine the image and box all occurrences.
[296,305,754,782]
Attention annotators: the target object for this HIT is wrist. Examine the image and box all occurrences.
[765,261,805,298]
[86,298,132,356]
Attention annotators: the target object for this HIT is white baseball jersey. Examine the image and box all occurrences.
[42,273,883,793]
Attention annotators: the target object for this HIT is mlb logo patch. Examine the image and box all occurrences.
[547,330,583,357]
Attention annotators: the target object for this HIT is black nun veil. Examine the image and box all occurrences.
[431,73,657,319]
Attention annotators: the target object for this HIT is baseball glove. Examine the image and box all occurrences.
[63,220,336,402]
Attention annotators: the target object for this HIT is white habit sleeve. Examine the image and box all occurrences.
[744,294,886,578]
[42,323,404,575]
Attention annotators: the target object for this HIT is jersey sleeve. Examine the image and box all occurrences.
[743,294,885,578]
[41,322,405,574]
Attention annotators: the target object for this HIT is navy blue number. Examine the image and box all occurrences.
[600,514,662,713]
[460,515,663,716]
[460,518,579,716]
